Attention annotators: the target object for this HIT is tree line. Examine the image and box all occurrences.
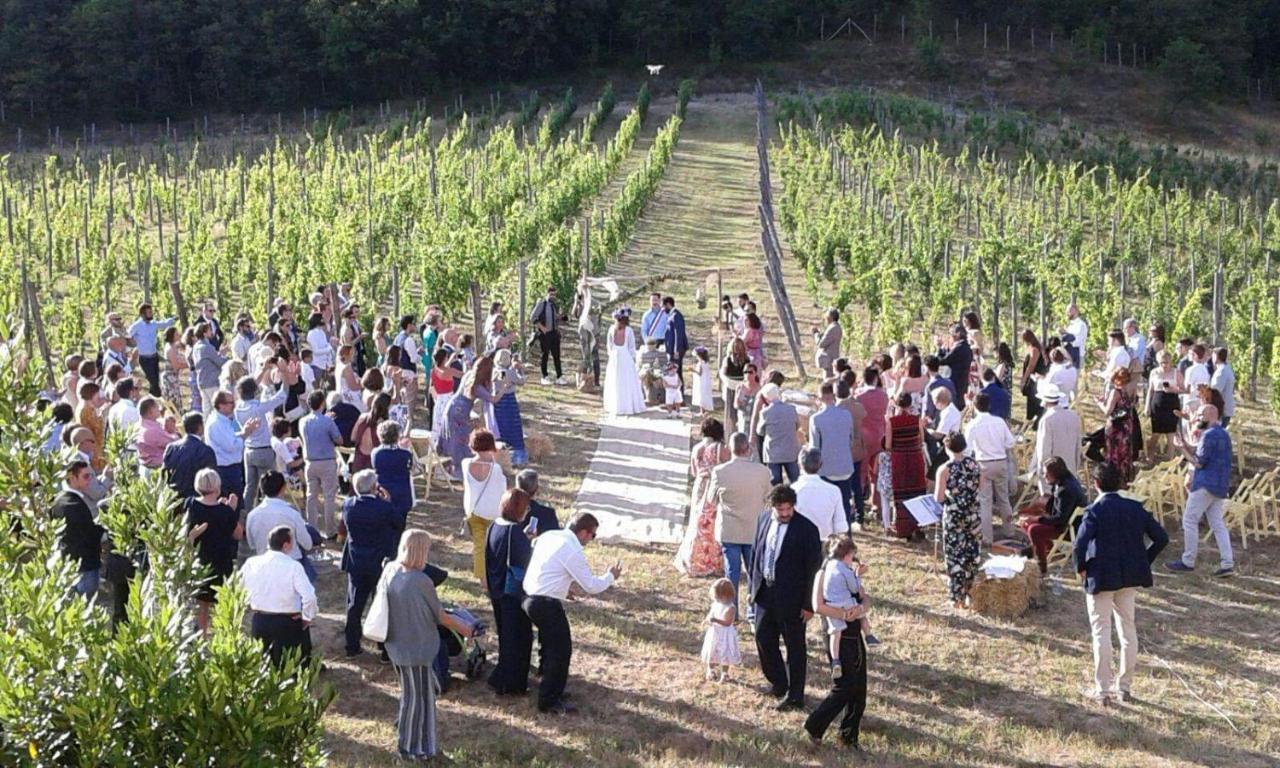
[0,1,1273,123]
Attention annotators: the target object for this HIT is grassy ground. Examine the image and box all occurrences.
[317,94,1280,767]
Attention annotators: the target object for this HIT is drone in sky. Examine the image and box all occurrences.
[645,64,664,76]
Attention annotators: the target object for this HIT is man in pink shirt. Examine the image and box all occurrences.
[136,397,179,469]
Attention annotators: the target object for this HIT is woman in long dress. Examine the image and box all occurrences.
[886,392,927,539]
[934,432,981,608]
[603,309,647,417]
[674,417,729,577]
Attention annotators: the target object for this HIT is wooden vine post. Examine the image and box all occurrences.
[753,80,807,381]
[22,276,56,390]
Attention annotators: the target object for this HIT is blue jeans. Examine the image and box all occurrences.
[300,553,318,584]
[74,568,101,599]
[823,475,855,526]
[850,461,866,524]
[722,543,753,603]
[769,461,799,486]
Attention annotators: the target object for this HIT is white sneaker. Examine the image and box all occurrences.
[555,377,567,386]
[541,377,553,385]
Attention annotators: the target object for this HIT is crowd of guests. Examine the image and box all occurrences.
[670,299,1241,737]
[39,285,617,760]
[38,282,1247,757]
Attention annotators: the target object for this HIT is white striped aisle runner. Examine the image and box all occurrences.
[573,408,691,545]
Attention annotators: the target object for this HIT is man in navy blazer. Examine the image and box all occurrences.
[341,469,407,657]
[662,296,689,397]
[162,412,217,500]
[749,484,823,710]
[937,324,974,400]
[1072,462,1168,704]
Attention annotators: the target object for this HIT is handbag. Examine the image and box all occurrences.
[363,563,395,643]
[502,526,527,596]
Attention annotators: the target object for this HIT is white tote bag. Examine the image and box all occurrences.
[363,563,396,643]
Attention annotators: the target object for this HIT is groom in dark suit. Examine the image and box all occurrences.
[662,296,689,397]
[749,484,823,710]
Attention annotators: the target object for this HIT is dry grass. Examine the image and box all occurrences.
[316,96,1280,767]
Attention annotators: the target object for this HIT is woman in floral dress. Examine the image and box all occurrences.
[1101,368,1135,483]
[674,416,729,577]
[934,432,981,608]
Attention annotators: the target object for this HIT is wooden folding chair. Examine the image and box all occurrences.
[1046,505,1087,574]
[408,426,455,502]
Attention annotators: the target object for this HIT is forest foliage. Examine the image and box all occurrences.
[0,1,1274,122]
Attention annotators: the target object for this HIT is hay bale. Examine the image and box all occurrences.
[970,565,1041,619]
[494,445,513,475]
[525,431,554,463]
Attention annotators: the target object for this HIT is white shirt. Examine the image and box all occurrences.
[1047,363,1079,402]
[306,328,334,370]
[762,517,789,583]
[272,437,299,474]
[936,403,962,435]
[462,458,507,522]
[523,529,615,600]
[791,474,846,539]
[1106,345,1131,373]
[245,496,313,559]
[1065,316,1088,353]
[964,412,1015,461]
[1183,362,1210,410]
[108,399,140,434]
[232,332,254,362]
[1210,363,1235,418]
[241,550,317,621]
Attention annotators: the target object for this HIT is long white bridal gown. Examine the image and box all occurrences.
[603,325,648,417]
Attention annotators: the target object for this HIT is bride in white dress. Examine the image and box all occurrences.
[602,309,648,417]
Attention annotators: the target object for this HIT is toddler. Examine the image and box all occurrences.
[691,347,714,415]
[821,535,880,679]
[699,578,741,681]
[662,362,682,417]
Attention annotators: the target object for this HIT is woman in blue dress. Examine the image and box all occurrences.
[439,356,497,480]
[490,349,528,466]
[372,420,415,519]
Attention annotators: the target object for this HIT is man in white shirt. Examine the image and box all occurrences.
[242,525,318,667]
[1104,330,1131,375]
[245,470,316,582]
[1210,347,1236,428]
[107,378,141,436]
[791,447,847,539]
[1045,347,1079,405]
[1123,319,1146,368]
[1032,383,1082,493]
[964,393,1017,544]
[1182,343,1211,414]
[1063,303,1088,369]
[522,512,621,714]
[932,387,962,436]
[102,331,133,376]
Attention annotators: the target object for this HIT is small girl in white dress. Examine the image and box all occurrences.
[691,347,714,414]
[663,362,683,417]
[700,578,741,681]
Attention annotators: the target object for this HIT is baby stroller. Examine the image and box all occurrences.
[423,563,489,693]
[434,605,488,694]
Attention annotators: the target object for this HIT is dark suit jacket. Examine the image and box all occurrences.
[341,494,406,578]
[748,511,822,616]
[1073,493,1169,594]
[528,499,562,534]
[938,340,973,399]
[664,309,688,359]
[162,435,217,499]
[329,403,361,445]
[51,490,105,573]
[371,445,414,516]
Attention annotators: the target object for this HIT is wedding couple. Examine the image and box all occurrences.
[602,295,688,417]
